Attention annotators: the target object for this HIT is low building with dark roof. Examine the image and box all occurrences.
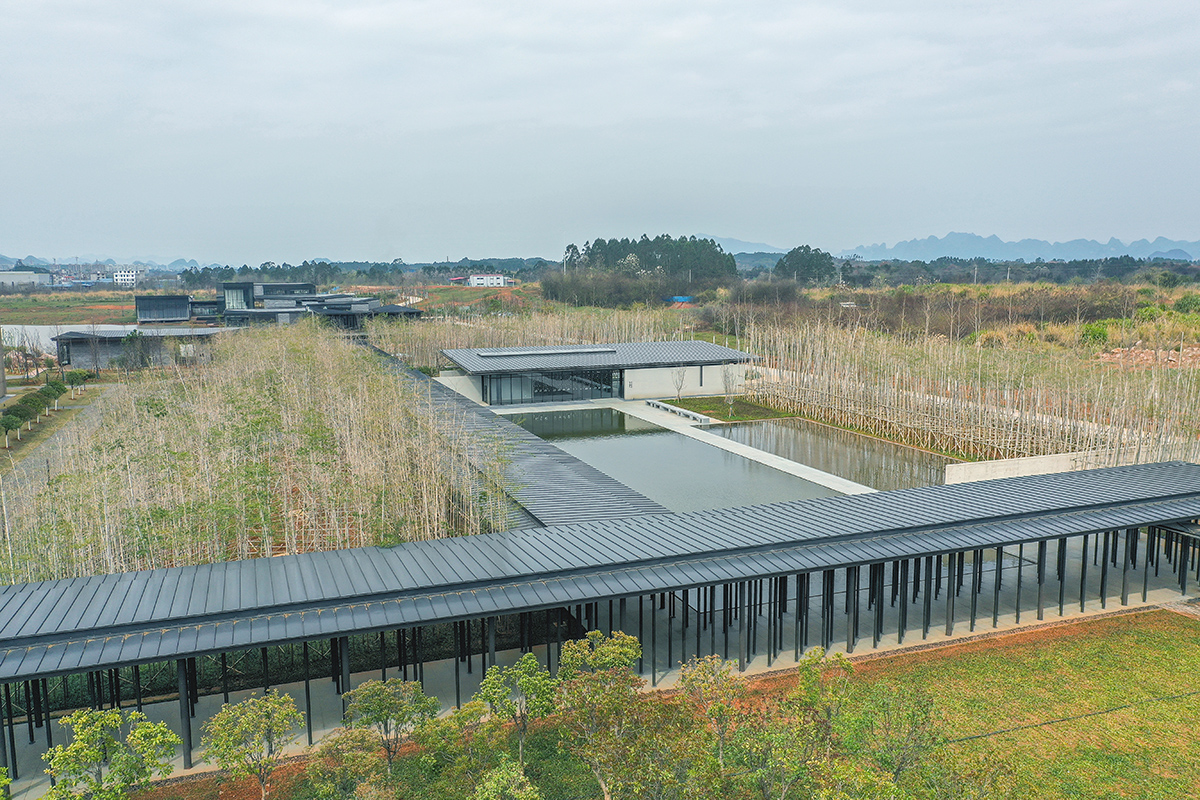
[52,328,231,370]
[439,340,756,405]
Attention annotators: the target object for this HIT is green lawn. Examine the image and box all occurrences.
[669,395,790,421]
[0,291,137,324]
[834,611,1200,799]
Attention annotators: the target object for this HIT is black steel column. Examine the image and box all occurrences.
[738,581,748,672]
[637,598,644,674]
[1055,538,1066,616]
[1080,535,1089,612]
[944,554,955,636]
[380,632,387,681]
[898,559,909,643]
[3,685,15,782]
[0,687,8,789]
[872,565,884,648]
[339,635,351,704]
[798,573,810,658]
[651,597,658,685]
[922,555,933,638]
[133,665,143,712]
[1100,530,1111,608]
[177,660,192,769]
[488,617,497,676]
[41,678,52,750]
[821,570,834,650]
[21,682,32,743]
[1121,528,1134,605]
[668,598,675,671]
[1036,540,1047,621]
[454,622,462,709]
[303,642,313,746]
[969,551,980,631]
[846,567,858,654]
[992,547,1002,627]
[1180,536,1190,595]
[1142,528,1152,602]
[1015,543,1024,623]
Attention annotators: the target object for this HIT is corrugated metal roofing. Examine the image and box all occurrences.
[2,462,1199,681]
[392,360,669,527]
[441,340,757,375]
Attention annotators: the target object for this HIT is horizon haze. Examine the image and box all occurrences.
[3,1,1198,265]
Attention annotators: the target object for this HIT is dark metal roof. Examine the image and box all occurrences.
[2,461,1198,682]
[392,360,669,528]
[441,340,757,375]
[52,328,229,342]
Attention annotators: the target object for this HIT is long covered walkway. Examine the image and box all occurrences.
[2,462,1199,795]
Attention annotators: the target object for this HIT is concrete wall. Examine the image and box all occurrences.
[624,363,745,400]
[436,371,485,404]
[944,451,1102,484]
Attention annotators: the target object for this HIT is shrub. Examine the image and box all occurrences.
[1175,293,1200,313]
[1080,322,1109,346]
[1134,304,1165,322]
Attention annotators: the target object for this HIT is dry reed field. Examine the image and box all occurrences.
[366,308,684,367]
[0,322,509,583]
[745,322,1200,463]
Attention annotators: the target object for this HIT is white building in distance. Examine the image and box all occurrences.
[112,270,143,287]
[466,274,514,287]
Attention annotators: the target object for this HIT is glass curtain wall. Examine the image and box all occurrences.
[482,369,622,405]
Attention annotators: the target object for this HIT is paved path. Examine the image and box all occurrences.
[0,385,112,508]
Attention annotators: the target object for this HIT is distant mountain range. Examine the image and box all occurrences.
[838,233,1199,262]
[0,253,219,270]
[698,235,787,254]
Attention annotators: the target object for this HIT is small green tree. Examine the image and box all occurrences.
[556,629,641,677]
[43,708,180,800]
[344,679,440,771]
[555,632,644,800]
[298,726,383,800]
[475,652,556,766]
[411,700,507,797]
[65,369,90,389]
[731,648,857,800]
[679,654,745,773]
[0,766,11,794]
[202,690,304,800]
[1,414,21,444]
[856,681,941,782]
[471,755,542,800]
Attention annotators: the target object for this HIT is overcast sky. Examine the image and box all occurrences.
[2,1,1197,264]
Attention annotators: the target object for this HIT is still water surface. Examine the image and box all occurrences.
[714,417,955,491]
[506,408,839,513]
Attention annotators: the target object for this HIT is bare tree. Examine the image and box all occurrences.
[721,362,741,418]
[671,367,687,401]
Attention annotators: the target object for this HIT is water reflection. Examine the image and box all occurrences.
[507,407,659,439]
[505,408,839,513]
[713,417,955,491]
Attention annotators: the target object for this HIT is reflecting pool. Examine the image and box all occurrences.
[713,417,956,491]
[505,407,840,512]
